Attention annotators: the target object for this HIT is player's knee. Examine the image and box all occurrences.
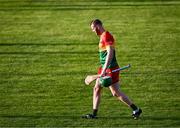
[112,91,122,98]
[93,78,102,94]
[112,92,117,97]
[93,86,100,92]
[93,86,101,94]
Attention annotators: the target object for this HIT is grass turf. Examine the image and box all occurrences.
[0,0,180,127]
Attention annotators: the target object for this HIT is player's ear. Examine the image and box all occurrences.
[96,25,101,30]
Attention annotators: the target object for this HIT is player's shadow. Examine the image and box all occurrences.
[2,114,180,121]
[98,116,180,121]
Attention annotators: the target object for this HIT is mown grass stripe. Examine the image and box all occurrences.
[0,0,179,127]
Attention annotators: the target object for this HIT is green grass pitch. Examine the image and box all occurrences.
[0,0,180,127]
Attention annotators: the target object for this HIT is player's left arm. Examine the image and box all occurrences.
[100,46,114,76]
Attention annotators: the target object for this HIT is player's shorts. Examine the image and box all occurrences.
[98,66,120,85]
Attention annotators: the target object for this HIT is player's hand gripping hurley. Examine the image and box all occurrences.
[85,64,131,85]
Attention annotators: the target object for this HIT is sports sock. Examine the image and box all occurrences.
[93,109,98,116]
[130,104,138,111]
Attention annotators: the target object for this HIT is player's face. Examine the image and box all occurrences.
[91,24,96,32]
[91,24,101,36]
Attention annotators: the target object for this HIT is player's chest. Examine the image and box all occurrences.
[99,38,106,51]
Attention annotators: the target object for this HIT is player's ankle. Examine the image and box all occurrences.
[93,109,98,116]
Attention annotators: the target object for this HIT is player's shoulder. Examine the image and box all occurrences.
[105,31,111,35]
[105,31,113,37]
[101,31,114,42]
[104,31,114,41]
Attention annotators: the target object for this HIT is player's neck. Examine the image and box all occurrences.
[99,28,106,35]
